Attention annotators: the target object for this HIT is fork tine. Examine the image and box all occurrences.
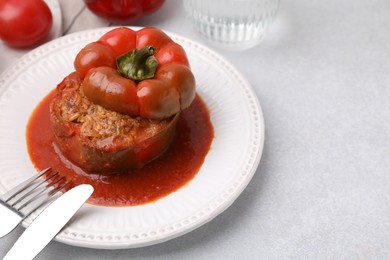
[48,180,71,196]
[1,167,51,202]
[10,171,60,208]
[19,181,71,218]
[15,173,63,211]
[0,168,72,239]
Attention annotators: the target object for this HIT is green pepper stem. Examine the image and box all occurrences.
[116,46,159,81]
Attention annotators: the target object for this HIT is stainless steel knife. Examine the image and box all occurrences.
[3,184,94,260]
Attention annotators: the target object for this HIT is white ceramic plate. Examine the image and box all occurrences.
[0,0,63,73]
[0,27,264,249]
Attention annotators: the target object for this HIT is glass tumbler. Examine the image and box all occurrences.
[184,0,279,51]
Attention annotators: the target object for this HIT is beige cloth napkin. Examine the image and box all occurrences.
[59,0,110,35]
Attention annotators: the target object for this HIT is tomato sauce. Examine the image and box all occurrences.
[26,90,214,207]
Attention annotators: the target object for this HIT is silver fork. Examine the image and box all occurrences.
[0,168,70,238]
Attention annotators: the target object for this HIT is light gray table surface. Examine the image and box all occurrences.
[1,0,390,259]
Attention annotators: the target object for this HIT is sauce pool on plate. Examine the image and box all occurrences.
[26,90,214,207]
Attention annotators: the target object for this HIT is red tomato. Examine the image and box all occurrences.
[0,0,53,48]
[83,0,165,24]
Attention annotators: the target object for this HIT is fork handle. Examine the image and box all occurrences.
[0,199,22,238]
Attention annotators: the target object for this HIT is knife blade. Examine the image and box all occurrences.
[3,184,93,260]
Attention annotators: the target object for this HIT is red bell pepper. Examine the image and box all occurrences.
[74,27,195,120]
